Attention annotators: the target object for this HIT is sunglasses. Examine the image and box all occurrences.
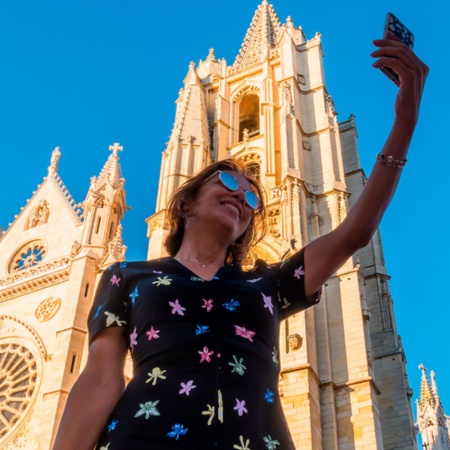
[205,171,260,210]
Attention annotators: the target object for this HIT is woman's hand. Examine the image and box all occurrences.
[372,31,429,128]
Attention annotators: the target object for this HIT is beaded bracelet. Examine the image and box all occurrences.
[376,152,407,168]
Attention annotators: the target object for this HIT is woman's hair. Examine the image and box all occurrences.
[164,159,267,264]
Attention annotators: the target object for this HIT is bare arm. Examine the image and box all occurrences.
[305,32,429,297]
[52,328,128,450]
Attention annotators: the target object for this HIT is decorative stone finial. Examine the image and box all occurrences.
[109,143,123,157]
[48,146,61,175]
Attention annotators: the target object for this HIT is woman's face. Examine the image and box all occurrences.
[184,170,256,243]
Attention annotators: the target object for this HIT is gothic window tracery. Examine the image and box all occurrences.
[0,343,37,440]
[35,297,61,322]
[8,241,47,274]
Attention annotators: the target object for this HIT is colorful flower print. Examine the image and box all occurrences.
[190,276,205,282]
[234,325,255,342]
[198,346,214,363]
[169,299,186,316]
[93,304,103,319]
[110,275,121,286]
[119,262,128,268]
[247,278,262,283]
[179,380,196,396]
[129,327,138,352]
[202,298,214,312]
[228,355,247,375]
[218,390,224,423]
[129,286,139,306]
[107,419,118,432]
[134,401,161,419]
[264,389,275,403]
[234,399,248,416]
[167,423,188,440]
[202,404,215,426]
[281,298,291,309]
[195,325,210,335]
[104,312,126,327]
[294,265,305,279]
[261,293,274,315]
[146,326,160,340]
[233,435,251,450]
[146,367,167,386]
[272,347,279,366]
[99,444,110,450]
[263,435,280,449]
[222,299,240,311]
[152,276,172,286]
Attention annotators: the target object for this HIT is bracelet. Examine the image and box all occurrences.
[376,152,407,168]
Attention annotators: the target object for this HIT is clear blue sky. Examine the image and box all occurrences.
[1,0,448,437]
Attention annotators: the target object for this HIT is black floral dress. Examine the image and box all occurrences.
[88,249,321,450]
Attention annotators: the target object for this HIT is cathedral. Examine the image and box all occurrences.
[1,1,448,449]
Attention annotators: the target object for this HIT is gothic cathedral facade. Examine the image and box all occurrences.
[0,1,419,449]
[0,145,128,449]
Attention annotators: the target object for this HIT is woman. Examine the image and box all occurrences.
[53,32,428,449]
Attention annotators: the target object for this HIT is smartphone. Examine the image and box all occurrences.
[381,12,415,85]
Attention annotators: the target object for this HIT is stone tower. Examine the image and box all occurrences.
[147,1,417,448]
[416,365,450,449]
[0,144,128,449]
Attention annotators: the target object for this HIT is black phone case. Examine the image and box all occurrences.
[381,13,414,85]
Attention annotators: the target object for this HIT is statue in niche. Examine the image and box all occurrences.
[25,200,50,230]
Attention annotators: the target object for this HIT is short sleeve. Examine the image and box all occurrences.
[276,248,322,321]
[87,262,129,345]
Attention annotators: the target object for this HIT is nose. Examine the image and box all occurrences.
[232,186,246,201]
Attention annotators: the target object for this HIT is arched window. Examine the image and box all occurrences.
[238,94,260,141]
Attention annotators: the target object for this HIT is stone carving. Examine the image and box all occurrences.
[2,421,29,449]
[302,137,311,150]
[24,200,50,230]
[35,297,61,322]
[288,333,302,351]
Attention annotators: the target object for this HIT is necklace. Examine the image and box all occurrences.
[174,256,210,269]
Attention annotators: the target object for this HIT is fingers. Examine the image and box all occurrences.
[371,32,429,86]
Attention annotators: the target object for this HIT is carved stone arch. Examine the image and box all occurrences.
[231,85,262,144]
[236,151,263,183]
[0,315,50,361]
[244,239,279,268]
[0,335,43,447]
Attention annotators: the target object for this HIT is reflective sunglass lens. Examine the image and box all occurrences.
[219,171,239,190]
[245,192,259,209]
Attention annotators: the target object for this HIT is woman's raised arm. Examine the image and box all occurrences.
[304,32,429,298]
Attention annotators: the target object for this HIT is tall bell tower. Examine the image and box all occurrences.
[147,1,417,448]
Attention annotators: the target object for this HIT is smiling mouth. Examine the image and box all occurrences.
[223,203,240,217]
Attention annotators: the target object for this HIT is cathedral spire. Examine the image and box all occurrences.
[418,364,435,408]
[80,143,128,260]
[233,0,282,70]
[91,142,124,191]
[167,62,210,150]
[416,365,450,449]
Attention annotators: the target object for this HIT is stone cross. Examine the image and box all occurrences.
[109,142,123,157]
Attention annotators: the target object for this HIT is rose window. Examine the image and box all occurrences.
[8,241,47,273]
[0,343,37,439]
